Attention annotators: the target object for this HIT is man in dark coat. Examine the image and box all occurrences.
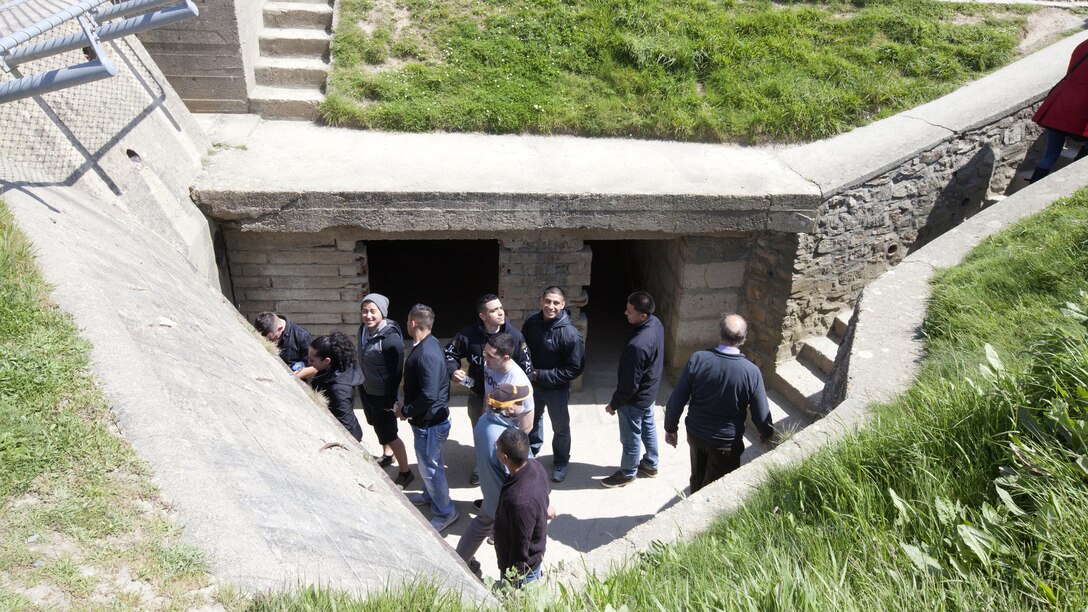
[254,311,312,373]
[395,304,458,532]
[602,291,664,488]
[522,286,585,482]
[494,428,551,588]
[664,313,774,494]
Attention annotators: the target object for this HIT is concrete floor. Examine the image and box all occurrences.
[356,344,806,585]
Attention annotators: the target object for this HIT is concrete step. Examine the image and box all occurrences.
[259,28,331,58]
[800,335,840,376]
[263,2,333,29]
[768,358,827,417]
[254,57,329,89]
[831,309,852,342]
[250,85,324,120]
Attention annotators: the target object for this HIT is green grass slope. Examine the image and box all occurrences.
[0,202,219,610]
[323,0,1031,142]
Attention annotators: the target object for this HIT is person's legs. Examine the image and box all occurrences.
[616,404,642,477]
[367,393,411,475]
[688,434,708,493]
[424,419,456,520]
[528,393,547,459]
[411,425,433,504]
[639,404,659,470]
[467,394,483,430]
[1031,128,1069,182]
[544,388,572,467]
[702,438,744,490]
[455,512,495,564]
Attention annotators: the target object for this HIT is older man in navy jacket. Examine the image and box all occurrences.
[664,313,774,494]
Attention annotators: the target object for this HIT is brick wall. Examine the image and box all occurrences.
[226,230,368,337]
[498,237,591,333]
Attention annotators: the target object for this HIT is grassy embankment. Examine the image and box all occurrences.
[0,202,226,610]
[252,190,1088,610]
[322,0,1031,142]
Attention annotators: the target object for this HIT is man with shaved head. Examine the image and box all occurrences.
[664,313,774,494]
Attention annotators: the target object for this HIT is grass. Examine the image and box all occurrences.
[0,200,214,610]
[246,190,1088,609]
[571,187,1088,609]
[322,0,1032,142]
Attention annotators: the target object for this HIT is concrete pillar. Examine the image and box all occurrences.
[497,237,591,332]
[225,230,368,337]
[668,237,749,371]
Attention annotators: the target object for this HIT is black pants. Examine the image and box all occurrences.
[688,434,744,494]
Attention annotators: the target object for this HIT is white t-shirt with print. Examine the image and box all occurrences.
[483,363,534,428]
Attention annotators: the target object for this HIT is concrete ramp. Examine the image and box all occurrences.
[3,183,489,602]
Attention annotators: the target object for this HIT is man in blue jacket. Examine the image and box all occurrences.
[602,291,664,488]
[395,304,458,533]
[664,313,774,494]
[522,287,585,482]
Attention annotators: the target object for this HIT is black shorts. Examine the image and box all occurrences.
[361,392,400,445]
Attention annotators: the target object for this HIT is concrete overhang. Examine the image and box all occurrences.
[192,123,822,235]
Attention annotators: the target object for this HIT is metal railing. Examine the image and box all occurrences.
[0,0,197,104]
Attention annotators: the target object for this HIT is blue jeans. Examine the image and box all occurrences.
[412,419,456,521]
[528,387,571,466]
[617,403,659,477]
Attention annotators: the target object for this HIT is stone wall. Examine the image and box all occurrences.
[498,236,592,331]
[138,0,264,113]
[778,104,1042,358]
[226,229,369,337]
[739,232,797,370]
[671,237,749,370]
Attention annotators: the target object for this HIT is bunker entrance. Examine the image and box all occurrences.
[584,239,680,373]
[366,240,499,338]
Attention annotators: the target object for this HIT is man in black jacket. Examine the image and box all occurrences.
[665,313,774,494]
[395,304,458,532]
[445,293,533,485]
[602,291,664,488]
[522,287,585,482]
[254,311,312,373]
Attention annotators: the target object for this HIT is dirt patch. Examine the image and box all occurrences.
[1018,8,1086,53]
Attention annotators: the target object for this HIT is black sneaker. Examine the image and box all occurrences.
[374,454,394,468]
[472,499,483,511]
[469,469,480,486]
[394,471,415,489]
[601,470,635,488]
[637,462,658,478]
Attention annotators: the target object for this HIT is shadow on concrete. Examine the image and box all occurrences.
[547,512,656,553]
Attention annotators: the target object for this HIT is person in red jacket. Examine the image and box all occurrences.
[1029,38,1088,182]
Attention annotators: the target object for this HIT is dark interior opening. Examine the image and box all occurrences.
[366,240,499,338]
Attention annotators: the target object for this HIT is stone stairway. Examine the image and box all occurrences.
[767,310,851,419]
[250,0,333,120]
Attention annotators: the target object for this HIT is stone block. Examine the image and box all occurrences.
[243,264,341,277]
[267,251,363,265]
[704,261,746,289]
[272,276,368,290]
[229,251,267,264]
[339,265,364,277]
[245,289,343,301]
[275,300,360,315]
[231,276,271,288]
[680,291,740,319]
[300,313,348,325]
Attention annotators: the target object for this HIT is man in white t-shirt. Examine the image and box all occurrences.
[482,332,534,433]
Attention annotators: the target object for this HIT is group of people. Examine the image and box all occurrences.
[253,287,776,587]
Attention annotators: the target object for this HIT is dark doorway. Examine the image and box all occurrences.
[367,240,499,338]
[582,240,675,384]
